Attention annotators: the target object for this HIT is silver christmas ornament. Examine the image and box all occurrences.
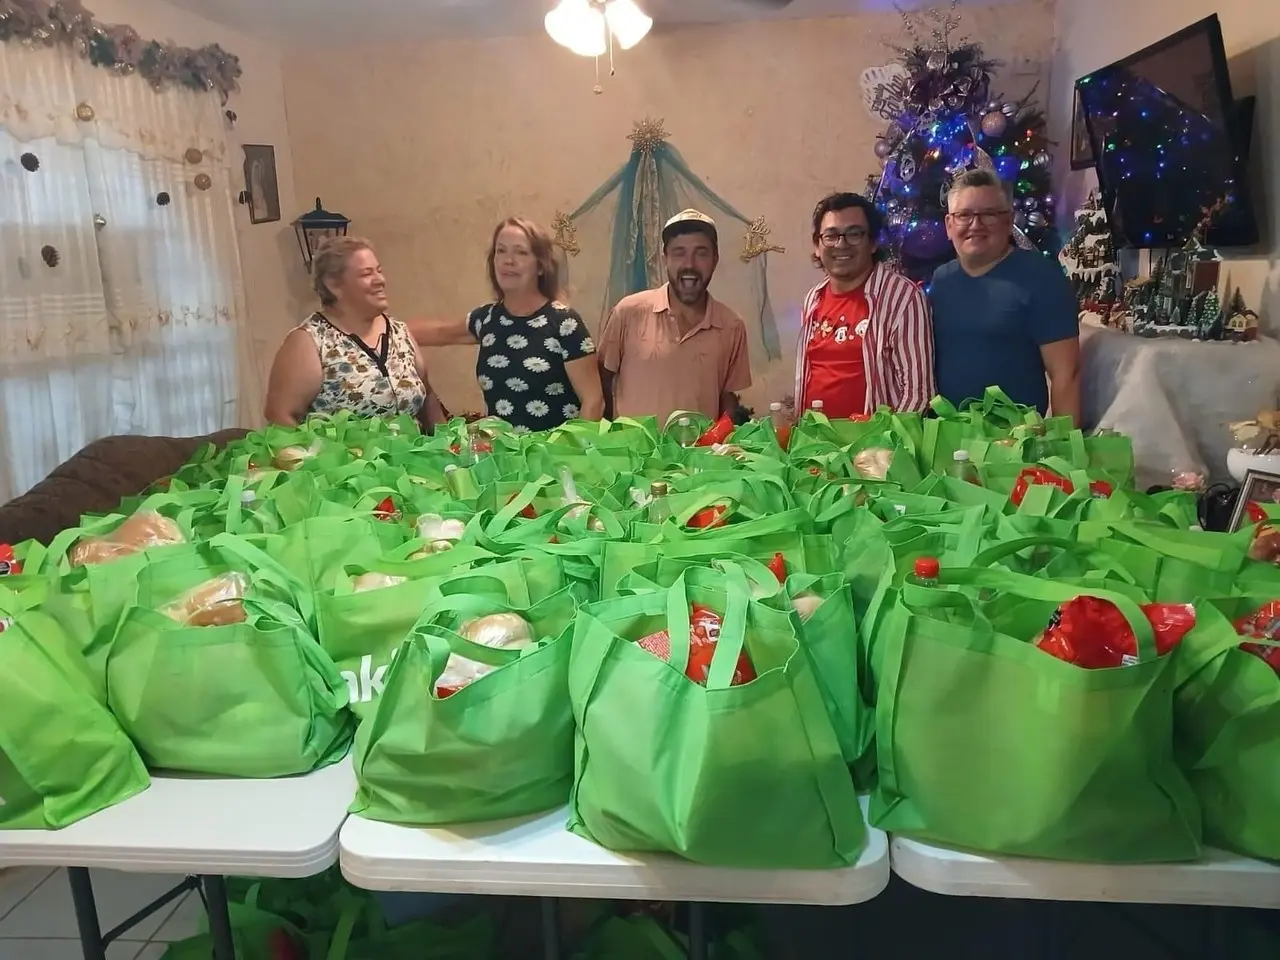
[1032,151,1052,171]
[874,138,893,159]
[1000,101,1018,117]
[926,50,947,72]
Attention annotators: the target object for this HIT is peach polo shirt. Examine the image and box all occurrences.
[597,285,752,423]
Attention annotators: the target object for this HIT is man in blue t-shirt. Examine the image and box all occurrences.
[929,169,1081,422]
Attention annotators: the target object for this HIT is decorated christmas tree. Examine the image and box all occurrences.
[1059,190,1120,326]
[862,1,1056,282]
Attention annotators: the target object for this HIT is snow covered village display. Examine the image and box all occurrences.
[1059,190,1120,326]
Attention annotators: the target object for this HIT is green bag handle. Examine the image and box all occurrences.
[484,476,559,535]
[970,535,1140,584]
[974,385,1043,429]
[911,565,1158,662]
[662,409,713,433]
[928,394,961,419]
[667,568,750,689]
[207,532,314,621]
[416,620,525,688]
[1104,521,1246,573]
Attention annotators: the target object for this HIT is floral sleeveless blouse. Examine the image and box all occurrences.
[300,312,426,419]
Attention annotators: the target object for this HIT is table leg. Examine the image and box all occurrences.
[66,868,108,960]
[539,897,560,960]
[201,875,237,960]
[687,902,707,960]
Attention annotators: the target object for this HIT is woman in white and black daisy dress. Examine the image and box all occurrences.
[408,217,604,432]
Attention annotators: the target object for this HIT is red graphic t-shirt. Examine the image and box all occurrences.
[802,285,869,419]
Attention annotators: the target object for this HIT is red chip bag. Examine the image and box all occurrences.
[1011,467,1074,506]
[695,413,736,447]
[1035,596,1195,669]
[687,504,728,529]
[768,552,787,584]
[373,496,400,521]
[0,544,20,577]
[1246,501,1269,525]
[1089,480,1113,499]
[506,493,537,519]
[636,603,756,687]
[1235,601,1280,673]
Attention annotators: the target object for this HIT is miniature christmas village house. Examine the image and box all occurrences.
[1124,234,1226,339]
[1059,191,1121,326]
[1224,288,1261,342]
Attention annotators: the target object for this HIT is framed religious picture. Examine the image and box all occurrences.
[1228,469,1280,533]
[1070,87,1095,171]
[242,144,280,224]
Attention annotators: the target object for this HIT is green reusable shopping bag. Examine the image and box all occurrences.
[262,514,408,597]
[870,566,1202,862]
[568,569,865,868]
[107,536,354,777]
[1173,597,1280,861]
[161,884,304,960]
[0,609,150,828]
[351,588,579,824]
[547,416,660,452]
[318,551,565,717]
[308,892,496,960]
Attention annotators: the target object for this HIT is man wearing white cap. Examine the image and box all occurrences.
[597,209,752,423]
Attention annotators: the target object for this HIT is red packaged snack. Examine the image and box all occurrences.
[505,493,537,520]
[694,413,735,447]
[768,552,787,584]
[0,544,21,577]
[1035,596,1196,669]
[373,496,400,521]
[1089,480,1113,499]
[1246,501,1269,525]
[1011,467,1074,506]
[687,504,728,529]
[1235,601,1280,673]
[637,603,756,686]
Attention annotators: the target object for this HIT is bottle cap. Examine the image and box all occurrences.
[953,449,971,461]
[650,481,669,497]
[678,417,691,426]
[914,557,940,579]
[443,464,458,474]
[240,490,256,503]
[769,401,783,412]
[811,400,824,410]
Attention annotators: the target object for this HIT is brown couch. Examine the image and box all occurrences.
[0,430,248,546]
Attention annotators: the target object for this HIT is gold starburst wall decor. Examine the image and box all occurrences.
[627,117,670,154]
[740,217,785,262]
[551,211,580,256]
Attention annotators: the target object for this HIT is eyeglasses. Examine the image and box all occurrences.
[947,210,1011,226]
[819,228,870,247]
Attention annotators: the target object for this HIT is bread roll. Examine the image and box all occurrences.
[352,572,407,593]
[161,572,249,626]
[853,447,893,481]
[791,594,823,622]
[69,510,185,567]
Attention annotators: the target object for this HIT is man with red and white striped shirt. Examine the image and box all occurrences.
[791,193,934,416]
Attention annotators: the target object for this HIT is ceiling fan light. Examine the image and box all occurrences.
[545,0,607,57]
[605,0,652,50]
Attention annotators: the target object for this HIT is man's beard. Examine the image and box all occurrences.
[669,270,707,305]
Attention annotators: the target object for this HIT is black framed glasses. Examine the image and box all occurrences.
[819,228,870,247]
[946,210,1011,226]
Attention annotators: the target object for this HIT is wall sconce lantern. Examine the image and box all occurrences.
[291,197,350,270]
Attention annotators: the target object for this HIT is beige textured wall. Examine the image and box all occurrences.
[90,0,300,422]
[283,0,1056,414]
[1048,0,1279,334]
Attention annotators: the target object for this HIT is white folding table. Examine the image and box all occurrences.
[0,758,356,960]
[340,797,890,959]
[890,837,1280,909]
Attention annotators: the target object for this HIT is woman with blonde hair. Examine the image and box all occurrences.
[410,217,603,432]
[264,237,447,428]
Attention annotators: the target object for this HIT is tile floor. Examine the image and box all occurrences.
[0,866,205,959]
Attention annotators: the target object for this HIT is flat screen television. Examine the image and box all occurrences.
[1075,15,1259,248]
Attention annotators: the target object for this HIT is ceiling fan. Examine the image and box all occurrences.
[546,0,794,59]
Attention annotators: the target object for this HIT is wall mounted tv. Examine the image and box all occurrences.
[1075,15,1259,249]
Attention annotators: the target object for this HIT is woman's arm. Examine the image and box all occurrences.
[565,354,605,420]
[408,337,449,431]
[407,316,477,347]
[263,329,323,426]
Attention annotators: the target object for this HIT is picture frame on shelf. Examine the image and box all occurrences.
[1070,87,1095,170]
[242,144,280,224]
[1227,469,1280,533]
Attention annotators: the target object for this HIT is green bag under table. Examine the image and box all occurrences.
[0,609,150,828]
[352,587,579,824]
[870,566,1202,863]
[568,568,865,869]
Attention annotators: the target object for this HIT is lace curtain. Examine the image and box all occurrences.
[0,40,253,503]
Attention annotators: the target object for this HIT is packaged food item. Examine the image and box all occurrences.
[558,468,605,531]
[352,572,408,593]
[160,573,250,627]
[711,443,747,460]
[1235,601,1280,673]
[69,511,185,567]
[0,544,21,576]
[768,552,787,584]
[272,441,321,471]
[636,603,756,687]
[791,594,822,621]
[687,504,728,529]
[372,496,401,522]
[435,613,535,697]
[1010,467,1073,506]
[694,413,735,447]
[853,447,893,481]
[1034,597,1195,669]
[416,514,466,543]
[1249,528,1280,565]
